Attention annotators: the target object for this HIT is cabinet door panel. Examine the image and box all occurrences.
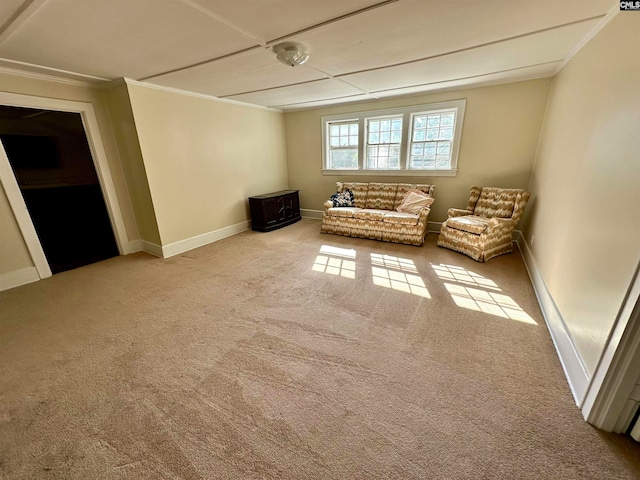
[264,198,279,225]
[275,196,286,221]
[283,195,294,219]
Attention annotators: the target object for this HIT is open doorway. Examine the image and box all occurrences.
[0,105,119,274]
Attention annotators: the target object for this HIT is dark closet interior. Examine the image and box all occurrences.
[0,105,119,274]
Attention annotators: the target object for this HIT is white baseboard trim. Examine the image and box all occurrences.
[514,230,590,406]
[0,266,40,292]
[142,241,163,257]
[160,220,251,258]
[300,208,323,219]
[127,239,163,257]
[428,221,442,233]
[122,241,137,255]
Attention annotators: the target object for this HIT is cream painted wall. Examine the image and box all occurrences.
[284,79,551,223]
[103,83,161,245]
[0,72,139,279]
[0,182,33,273]
[126,84,288,245]
[524,14,640,375]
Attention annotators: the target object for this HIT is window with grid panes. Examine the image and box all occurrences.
[366,116,402,169]
[327,121,358,169]
[409,110,456,169]
[321,99,465,176]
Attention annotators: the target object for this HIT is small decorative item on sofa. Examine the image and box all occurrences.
[437,186,530,262]
[321,182,435,246]
[330,189,355,207]
[397,189,435,214]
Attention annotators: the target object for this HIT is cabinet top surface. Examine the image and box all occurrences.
[249,190,299,200]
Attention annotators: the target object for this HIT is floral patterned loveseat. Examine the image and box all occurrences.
[320,182,435,246]
[437,186,530,262]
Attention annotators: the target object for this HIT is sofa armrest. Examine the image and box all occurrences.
[417,206,432,224]
[448,208,473,218]
[323,200,334,211]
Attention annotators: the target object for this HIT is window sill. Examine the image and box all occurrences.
[321,169,457,177]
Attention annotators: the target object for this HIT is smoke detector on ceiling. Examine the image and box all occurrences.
[272,42,309,67]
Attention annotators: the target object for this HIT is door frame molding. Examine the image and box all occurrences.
[581,260,640,431]
[0,142,52,279]
[0,92,129,279]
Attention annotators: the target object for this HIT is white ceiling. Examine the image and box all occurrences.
[0,0,616,110]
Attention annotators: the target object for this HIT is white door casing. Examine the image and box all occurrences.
[0,92,130,279]
[0,138,52,279]
[581,261,640,432]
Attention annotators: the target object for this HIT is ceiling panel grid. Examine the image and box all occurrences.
[0,0,618,109]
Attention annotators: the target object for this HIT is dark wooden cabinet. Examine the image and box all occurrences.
[249,190,301,232]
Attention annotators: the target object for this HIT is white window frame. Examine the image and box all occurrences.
[365,114,403,171]
[326,119,359,170]
[408,108,457,171]
[321,99,466,176]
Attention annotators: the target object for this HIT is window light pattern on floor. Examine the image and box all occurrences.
[370,254,430,298]
[432,263,536,325]
[312,245,356,279]
[431,263,500,291]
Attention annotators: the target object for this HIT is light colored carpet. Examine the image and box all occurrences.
[0,219,638,479]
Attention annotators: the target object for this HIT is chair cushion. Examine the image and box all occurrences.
[326,207,361,218]
[397,189,435,214]
[383,211,419,225]
[353,209,388,221]
[446,215,490,234]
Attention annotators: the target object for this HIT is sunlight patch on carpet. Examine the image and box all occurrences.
[313,245,357,278]
[370,253,418,272]
[313,255,356,278]
[431,263,536,324]
[319,245,356,259]
[370,254,430,298]
[431,264,500,291]
[443,283,537,325]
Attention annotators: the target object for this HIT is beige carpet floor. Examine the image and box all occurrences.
[1,219,639,479]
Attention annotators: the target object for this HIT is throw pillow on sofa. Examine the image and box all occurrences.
[331,189,355,207]
[397,189,434,214]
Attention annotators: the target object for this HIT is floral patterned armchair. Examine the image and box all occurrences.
[437,186,530,262]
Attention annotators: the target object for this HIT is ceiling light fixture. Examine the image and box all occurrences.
[272,42,309,67]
